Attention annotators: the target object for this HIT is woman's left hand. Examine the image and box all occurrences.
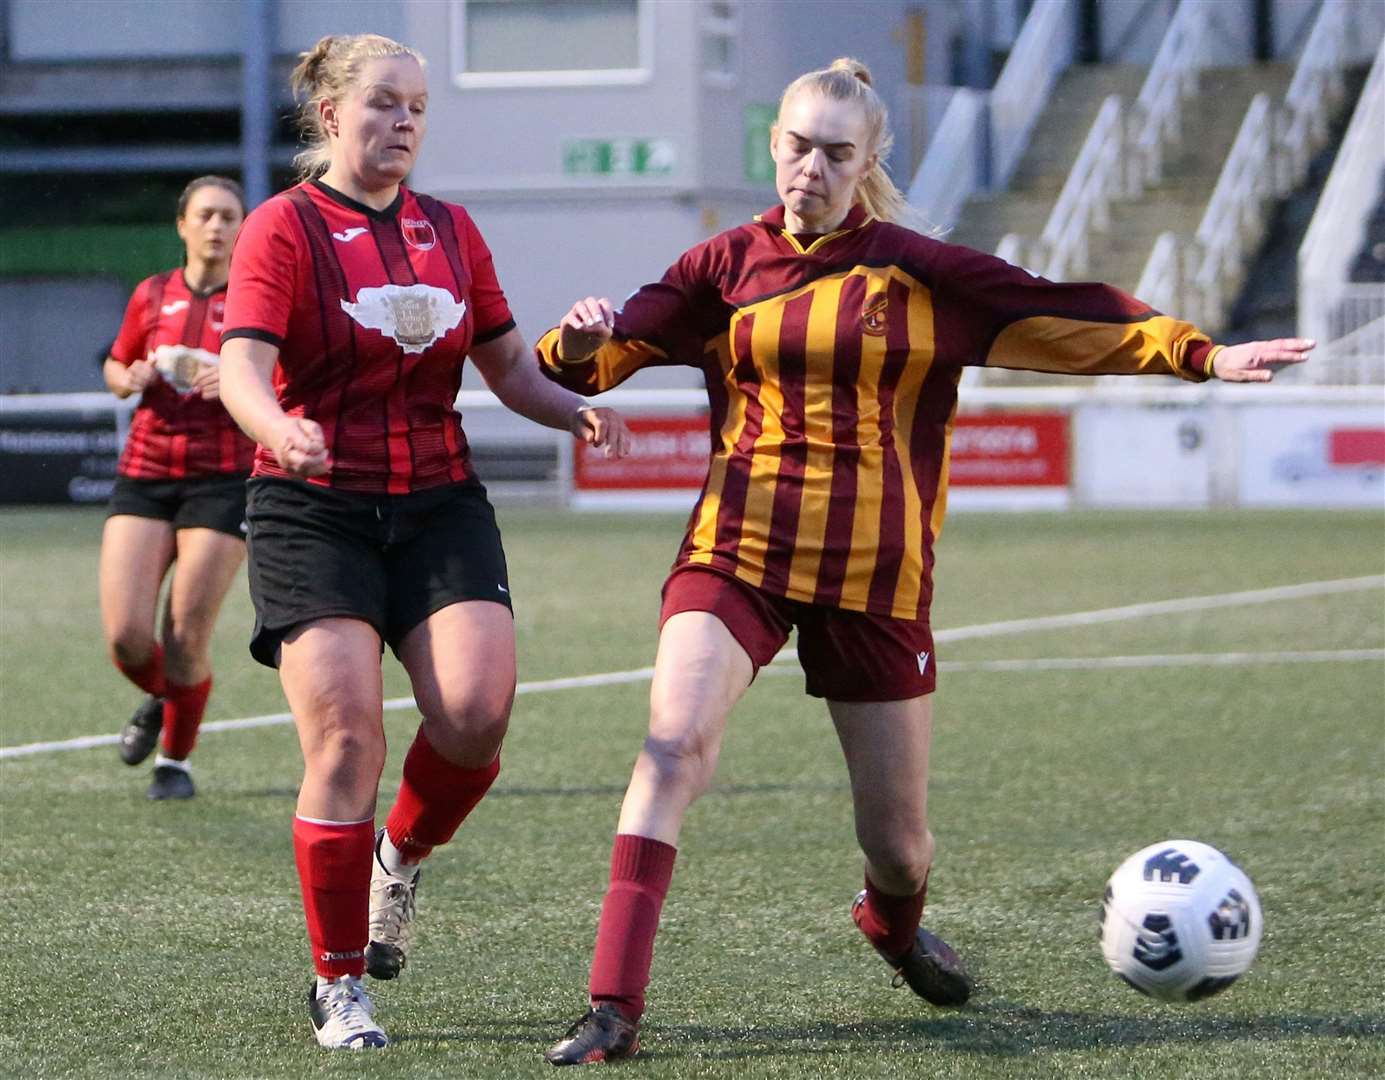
[1212,338,1314,382]
[194,363,221,401]
[571,405,632,458]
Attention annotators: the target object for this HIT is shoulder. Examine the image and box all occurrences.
[242,189,310,236]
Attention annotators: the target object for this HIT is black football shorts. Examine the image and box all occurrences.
[108,473,250,539]
[245,476,512,668]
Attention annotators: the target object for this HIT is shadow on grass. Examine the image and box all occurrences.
[397,1004,1385,1059]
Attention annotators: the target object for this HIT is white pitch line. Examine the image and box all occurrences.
[2,576,1380,761]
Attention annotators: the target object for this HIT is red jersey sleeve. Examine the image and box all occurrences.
[456,208,515,344]
[222,196,304,346]
[109,278,153,364]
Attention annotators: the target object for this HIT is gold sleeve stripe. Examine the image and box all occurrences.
[985,314,1205,378]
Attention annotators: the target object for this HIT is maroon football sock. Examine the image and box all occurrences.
[115,643,166,697]
[856,870,929,960]
[383,728,499,864]
[588,833,678,1023]
[293,816,374,979]
[160,677,211,760]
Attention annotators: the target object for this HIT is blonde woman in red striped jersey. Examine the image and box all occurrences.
[536,57,1312,1065]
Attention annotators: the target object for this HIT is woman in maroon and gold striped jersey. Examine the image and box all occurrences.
[538,58,1313,1064]
[100,175,254,803]
[218,34,629,1052]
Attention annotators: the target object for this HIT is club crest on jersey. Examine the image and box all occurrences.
[861,291,889,336]
[340,283,466,354]
[401,217,437,251]
[209,297,225,332]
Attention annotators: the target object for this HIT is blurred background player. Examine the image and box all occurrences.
[537,57,1313,1065]
[100,175,253,801]
[218,33,630,1051]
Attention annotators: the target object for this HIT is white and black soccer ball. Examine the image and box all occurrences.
[1100,839,1262,1003]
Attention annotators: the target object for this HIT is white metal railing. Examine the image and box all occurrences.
[1183,93,1279,331]
[1280,0,1350,190]
[908,0,1075,229]
[1299,35,1385,347]
[1316,312,1385,385]
[989,0,1077,189]
[1004,95,1126,281]
[906,88,986,229]
[1130,0,1216,188]
[894,85,970,190]
[1135,230,1182,316]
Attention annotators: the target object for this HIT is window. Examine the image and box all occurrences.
[451,0,654,88]
[701,0,739,86]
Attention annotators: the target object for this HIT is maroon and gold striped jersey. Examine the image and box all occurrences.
[109,270,255,480]
[538,204,1221,623]
[223,180,516,494]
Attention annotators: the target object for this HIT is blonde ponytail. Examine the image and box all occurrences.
[777,57,915,227]
[290,34,426,180]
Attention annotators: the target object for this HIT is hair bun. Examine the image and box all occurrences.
[828,57,872,86]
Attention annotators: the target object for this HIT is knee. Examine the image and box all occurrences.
[426,687,512,760]
[303,718,386,793]
[640,717,719,795]
[861,828,935,893]
[162,615,211,672]
[108,633,156,670]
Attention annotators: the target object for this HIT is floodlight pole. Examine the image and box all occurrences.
[240,0,274,208]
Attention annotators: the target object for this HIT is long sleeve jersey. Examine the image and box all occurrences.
[537,204,1220,623]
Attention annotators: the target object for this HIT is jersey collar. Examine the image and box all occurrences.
[755,203,872,255]
[311,179,406,221]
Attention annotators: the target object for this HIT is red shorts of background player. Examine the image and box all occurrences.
[659,565,936,702]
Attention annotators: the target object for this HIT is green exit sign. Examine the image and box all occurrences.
[562,137,676,177]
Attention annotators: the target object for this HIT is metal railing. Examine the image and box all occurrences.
[906,88,987,230]
[1315,311,1385,385]
[1005,95,1126,281]
[1299,36,1385,349]
[989,0,1077,189]
[1280,0,1351,190]
[1130,0,1215,189]
[1183,93,1279,331]
[907,0,1075,230]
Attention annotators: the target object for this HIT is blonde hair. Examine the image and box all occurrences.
[776,57,912,226]
[290,34,426,180]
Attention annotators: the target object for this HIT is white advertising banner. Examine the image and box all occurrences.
[1237,405,1385,507]
[1073,405,1213,507]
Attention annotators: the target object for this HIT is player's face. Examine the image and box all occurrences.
[176,186,244,267]
[771,91,877,233]
[328,56,428,188]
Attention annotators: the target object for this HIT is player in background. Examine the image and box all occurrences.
[536,58,1313,1065]
[218,33,631,1051]
[100,175,254,802]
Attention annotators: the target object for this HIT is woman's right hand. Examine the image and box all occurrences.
[557,296,615,362]
[124,359,158,394]
[270,416,330,477]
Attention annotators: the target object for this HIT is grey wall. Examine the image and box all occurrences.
[0,277,128,393]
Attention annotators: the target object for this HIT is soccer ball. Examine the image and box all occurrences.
[1099,839,1262,1002]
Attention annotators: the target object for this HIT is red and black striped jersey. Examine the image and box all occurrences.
[109,270,255,480]
[222,180,516,494]
[538,204,1221,623]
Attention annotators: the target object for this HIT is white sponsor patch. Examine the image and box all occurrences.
[340,283,466,355]
[332,227,368,243]
[150,343,218,394]
[160,300,189,316]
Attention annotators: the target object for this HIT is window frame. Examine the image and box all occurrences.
[449,0,656,89]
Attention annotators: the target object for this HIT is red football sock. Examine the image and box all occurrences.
[588,833,678,1022]
[383,729,499,863]
[160,677,211,760]
[115,643,166,697]
[293,817,374,979]
[856,870,929,960]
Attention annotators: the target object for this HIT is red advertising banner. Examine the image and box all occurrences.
[948,413,1069,487]
[1328,427,1385,467]
[574,414,710,490]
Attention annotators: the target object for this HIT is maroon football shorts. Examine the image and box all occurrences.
[659,564,936,702]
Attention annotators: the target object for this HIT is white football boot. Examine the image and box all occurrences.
[307,975,387,1050]
[366,829,419,980]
